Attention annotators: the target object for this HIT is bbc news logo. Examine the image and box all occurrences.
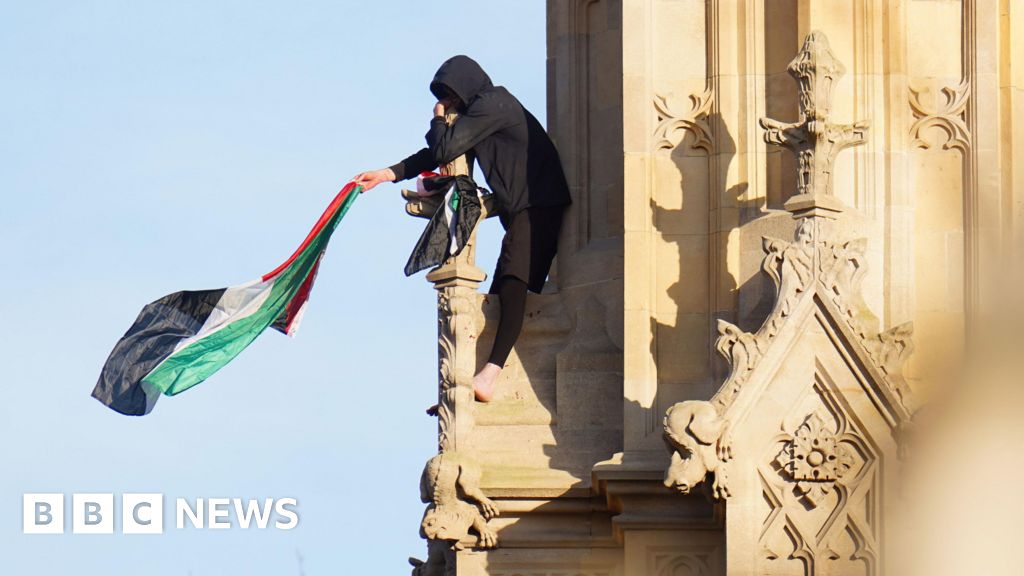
[23,494,299,534]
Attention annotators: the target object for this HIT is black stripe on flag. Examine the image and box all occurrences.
[92,288,226,416]
[404,175,483,277]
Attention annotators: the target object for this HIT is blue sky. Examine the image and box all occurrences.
[0,1,545,573]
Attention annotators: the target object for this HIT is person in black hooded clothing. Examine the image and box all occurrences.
[354,55,571,404]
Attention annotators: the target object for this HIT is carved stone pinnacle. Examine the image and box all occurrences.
[759,31,869,218]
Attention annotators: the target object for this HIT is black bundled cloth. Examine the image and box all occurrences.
[404,175,485,276]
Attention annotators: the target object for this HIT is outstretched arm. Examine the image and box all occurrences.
[352,96,504,191]
[351,167,395,192]
[353,146,439,192]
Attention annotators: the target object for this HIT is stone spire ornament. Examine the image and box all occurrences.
[760,31,869,218]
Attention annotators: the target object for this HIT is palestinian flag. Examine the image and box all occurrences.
[92,182,361,416]
[404,174,485,276]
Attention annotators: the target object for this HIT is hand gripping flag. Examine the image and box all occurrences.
[92,182,362,416]
[404,174,485,276]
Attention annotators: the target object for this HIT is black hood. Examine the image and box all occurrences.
[430,55,493,106]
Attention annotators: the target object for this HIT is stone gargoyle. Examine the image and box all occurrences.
[409,451,499,576]
[663,400,733,499]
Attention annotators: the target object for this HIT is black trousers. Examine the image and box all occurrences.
[486,205,565,366]
[491,205,565,294]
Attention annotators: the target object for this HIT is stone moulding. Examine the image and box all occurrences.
[707,219,917,424]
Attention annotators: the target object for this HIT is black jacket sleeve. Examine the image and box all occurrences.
[388,147,437,182]
[389,94,510,181]
[426,95,510,165]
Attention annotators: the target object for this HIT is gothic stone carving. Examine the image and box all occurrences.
[760,385,880,575]
[410,451,500,576]
[666,32,916,509]
[420,451,499,546]
[670,219,914,507]
[709,220,916,416]
[759,30,869,200]
[909,78,971,152]
[712,219,815,412]
[653,88,715,154]
[774,412,855,507]
[435,288,478,452]
[663,400,733,499]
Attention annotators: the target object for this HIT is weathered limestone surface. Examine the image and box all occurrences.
[407,2,1023,575]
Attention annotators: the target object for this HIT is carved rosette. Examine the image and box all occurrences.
[774,413,854,507]
[759,385,880,573]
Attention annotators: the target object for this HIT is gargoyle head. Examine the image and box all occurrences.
[663,450,707,494]
[420,505,473,542]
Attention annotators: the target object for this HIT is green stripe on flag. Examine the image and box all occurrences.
[142,189,359,396]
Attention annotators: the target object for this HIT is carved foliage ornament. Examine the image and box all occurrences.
[435,288,479,452]
[710,219,916,415]
[909,78,970,152]
[653,88,714,154]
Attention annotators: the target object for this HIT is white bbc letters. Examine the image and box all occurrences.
[23,494,64,534]
[23,493,298,533]
[122,494,163,534]
[207,498,231,529]
[72,493,114,534]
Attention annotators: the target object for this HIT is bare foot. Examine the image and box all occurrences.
[472,363,503,402]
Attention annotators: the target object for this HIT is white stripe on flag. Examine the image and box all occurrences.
[169,277,275,356]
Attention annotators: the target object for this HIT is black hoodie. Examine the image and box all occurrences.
[388,55,571,220]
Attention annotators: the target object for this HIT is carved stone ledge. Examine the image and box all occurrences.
[592,451,722,541]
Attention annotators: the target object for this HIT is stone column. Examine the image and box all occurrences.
[409,111,490,453]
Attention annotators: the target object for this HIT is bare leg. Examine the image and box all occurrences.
[474,276,528,403]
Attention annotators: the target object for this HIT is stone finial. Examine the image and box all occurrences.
[760,31,869,217]
[402,111,492,289]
